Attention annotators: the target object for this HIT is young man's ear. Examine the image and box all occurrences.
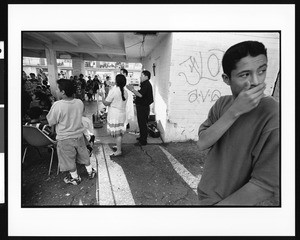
[222,73,230,86]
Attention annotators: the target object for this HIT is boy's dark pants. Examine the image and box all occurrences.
[136,105,150,144]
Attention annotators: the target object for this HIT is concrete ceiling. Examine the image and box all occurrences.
[22,32,169,63]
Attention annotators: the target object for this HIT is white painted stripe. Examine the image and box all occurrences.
[102,144,135,205]
[96,145,115,205]
[89,152,99,204]
[159,146,201,194]
[89,152,97,171]
[0,105,4,108]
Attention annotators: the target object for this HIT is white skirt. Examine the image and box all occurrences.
[107,107,126,137]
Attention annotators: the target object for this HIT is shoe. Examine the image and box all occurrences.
[134,141,147,146]
[111,145,117,151]
[110,152,122,157]
[64,174,81,185]
[88,168,97,179]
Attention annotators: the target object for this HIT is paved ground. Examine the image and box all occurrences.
[22,100,206,206]
[22,141,206,206]
[94,142,206,205]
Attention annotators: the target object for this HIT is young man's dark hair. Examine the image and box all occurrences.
[142,70,151,80]
[121,68,128,77]
[57,79,75,97]
[28,106,43,120]
[222,41,267,77]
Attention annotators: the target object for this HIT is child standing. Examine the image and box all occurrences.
[46,79,96,185]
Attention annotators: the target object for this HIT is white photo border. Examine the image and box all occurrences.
[8,4,295,236]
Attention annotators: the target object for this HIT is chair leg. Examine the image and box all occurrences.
[48,147,54,175]
[22,147,28,163]
[57,156,60,175]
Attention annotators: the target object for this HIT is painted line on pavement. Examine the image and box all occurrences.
[89,151,100,204]
[96,144,115,205]
[158,146,201,194]
[102,144,135,205]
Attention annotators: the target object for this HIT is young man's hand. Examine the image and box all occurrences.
[229,81,266,117]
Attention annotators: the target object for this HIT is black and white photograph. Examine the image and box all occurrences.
[21,31,280,207]
[3,3,296,237]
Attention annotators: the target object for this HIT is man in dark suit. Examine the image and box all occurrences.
[126,70,153,146]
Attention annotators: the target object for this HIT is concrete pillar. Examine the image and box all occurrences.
[45,45,58,98]
[72,57,85,77]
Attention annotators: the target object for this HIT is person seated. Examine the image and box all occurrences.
[29,91,42,109]
[37,91,52,111]
[24,106,56,140]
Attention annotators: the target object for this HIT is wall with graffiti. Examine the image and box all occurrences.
[142,34,174,140]
[163,32,280,142]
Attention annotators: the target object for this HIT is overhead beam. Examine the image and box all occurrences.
[66,51,80,57]
[54,33,79,47]
[23,45,125,56]
[83,55,141,63]
[87,53,98,59]
[86,33,103,49]
[23,49,46,59]
[23,40,126,56]
[24,32,52,45]
[52,44,125,55]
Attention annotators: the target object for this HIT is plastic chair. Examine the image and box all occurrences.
[22,125,58,175]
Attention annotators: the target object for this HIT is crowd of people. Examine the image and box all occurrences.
[22,40,279,206]
[22,69,140,186]
[22,71,56,124]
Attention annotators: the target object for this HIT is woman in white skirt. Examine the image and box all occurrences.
[99,74,128,157]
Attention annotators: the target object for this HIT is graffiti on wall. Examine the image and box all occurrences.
[188,89,222,103]
[178,49,225,103]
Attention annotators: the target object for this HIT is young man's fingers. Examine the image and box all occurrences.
[251,90,266,102]
[246,83,266,94]
[250,86,265,97]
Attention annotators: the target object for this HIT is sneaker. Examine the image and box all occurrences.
[88,168,97,179]
[64,174,81,185]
